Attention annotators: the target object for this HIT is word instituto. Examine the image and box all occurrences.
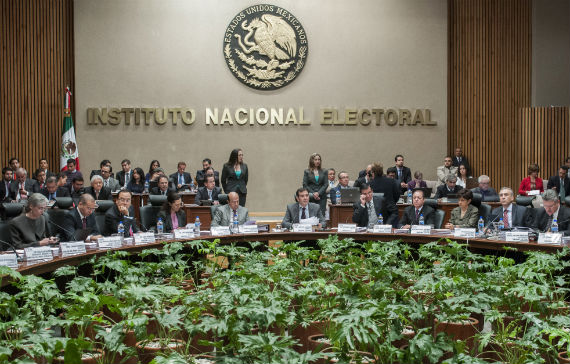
[86,107,437,127]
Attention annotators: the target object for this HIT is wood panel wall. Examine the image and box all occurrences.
[0,0,74,174]
[517,107,570,182]
[448,0,532,192]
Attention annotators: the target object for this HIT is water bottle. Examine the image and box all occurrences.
[407,188,413,204]
[194,216,201,234]
[478,216,485,235]
[117,221,125,236]
[232,212,239,233]
[156,218,164,234]
[335,190,341,204]
[498,218,504,230]
[190,181,195,192]
[551,219,559,233]
[377,213,384,225]
[419,214,425,225]
[144,180,149,193]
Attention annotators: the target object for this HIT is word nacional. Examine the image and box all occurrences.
[86,107,437,127]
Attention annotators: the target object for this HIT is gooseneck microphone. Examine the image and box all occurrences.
[0,238,23,262]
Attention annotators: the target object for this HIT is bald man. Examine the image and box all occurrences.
[212,192,249,227]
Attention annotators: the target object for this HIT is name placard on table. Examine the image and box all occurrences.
[292,224,312,233]
[133,232,156,245]
[410,225,431,235]
[174,229,195,239]
[97,236,123,249]
[373,225,392,233]
[0,254,18,268]
[538,233,562,245]
[454,228,476,238]
[211,226,231,236]
[24,246,53,261]
[240,225,259,234]
[505,231,529,243]
[338,224,357,233]
[60,242,87,257]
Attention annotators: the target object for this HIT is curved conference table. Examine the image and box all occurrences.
[3,230,564,282]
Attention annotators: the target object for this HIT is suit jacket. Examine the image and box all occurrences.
[104,205,139,237]
[221,163,248,194]
[33,169,54,180]
[394,166,412,184]
[282,202,325,229]
[436,166,458,186]
[61,207,100,241]
[547,175,570,196]
[302,169,327,199]
[169,172,193,189]
[9,179,39,201]
[102,177,120,192]
[449,204,479,228]
[434,184,462,199]
[156,209,187,232]
[471,187,499,201]
[489,204,529,228]
[399,205,436,227]
[0,179,12,202]
[532,206,570,234]
[70,187,85,204]
[90,169,115,179]
[352,196,396,228]
[452,156,470,170]
[519,176,544,196]
[9,214,50,249]
[40,186,71,200]
[195,186,221,205]
[115,170,133,187]
[84,186,113,201]
[212,204,249,227]
[353,175,372,189]
[369,176,400,206]
[150,186,176,196]
[196,170,220,188]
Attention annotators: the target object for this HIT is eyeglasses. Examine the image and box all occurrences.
[118,198,131,202]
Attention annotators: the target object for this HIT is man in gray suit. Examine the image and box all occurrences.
[282,187,325,229]
[212,192,249,226]
[100,165,120,191]
[488,187,529,228]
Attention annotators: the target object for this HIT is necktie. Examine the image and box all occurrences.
[561,179,566,200]
[208,190,212,200]
[415,209,420,221]
[49,193,53,200]
[162,190,166,196]
[398,169,402,179]
[301,207,306,219]
[82,217,87,229]
[104,179,108,188]
[503,209,509,228]
[546,215,553,232]
[179,174,184,185]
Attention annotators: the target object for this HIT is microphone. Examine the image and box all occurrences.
[0,238,23,262]
[483,211,502,234]
[45,215,76,241]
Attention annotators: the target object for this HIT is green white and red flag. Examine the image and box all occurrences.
[60,86,79,171]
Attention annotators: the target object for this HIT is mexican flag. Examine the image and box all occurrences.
[60,86,79,171]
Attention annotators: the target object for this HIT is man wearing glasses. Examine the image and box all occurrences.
[471,175,498,201]
[104,189,139,236]
[436,156,458,187]
[61,194,102,242]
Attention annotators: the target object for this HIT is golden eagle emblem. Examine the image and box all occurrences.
[224,5,308,90]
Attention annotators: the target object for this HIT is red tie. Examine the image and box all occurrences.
[503,209,509,228]
[82,217,87,229]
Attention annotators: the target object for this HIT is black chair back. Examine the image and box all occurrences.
[471,193,482,207]
[95,200,115,214]
[140,205,161,232]
[0,222,12,251]
[516,195,535,207]
[434,209,445,229]
[478,203,492,223]
[1,202,25,220]
[218,194,228,205]
[54,197,74,209]
[45,209,70,238]
[149,195,167,207]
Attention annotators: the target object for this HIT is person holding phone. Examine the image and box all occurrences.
[9,193,59,248]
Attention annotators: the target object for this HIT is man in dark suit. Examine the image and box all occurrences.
[435,175,462,199]
[150,175,175,196]
[69,176,85,204]
[9,168,39,202]
[353,164,372,189]
[547,166,570,201]
[90,159,114,179]
[115,159,132,187]
[282,187,325,229]
[471,175,499,201]
[64,158,82,189]
[196,159,220,187]
[195,175,221,205]
[393,154,412,193]
[100,165,120,191]
[35,170,47,190]
[84,175,113,201]
[532,189,570,234]
[169,161,193,191]
[0,167,13,202]
[368,163,400,208]
[8,157,20,173]
[104,189,139,236]
[452,147,470,171]
[488,187,529,228]
[352,184,396,228]
[61,194,102,241]
[40,176,71,201]
[33,158,54,181]
[330,171,351,204]
[399,189,436,228]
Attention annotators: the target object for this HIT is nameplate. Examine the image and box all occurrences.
[210,226,231,236]
[133,232,156,245]
[454,228,476,238]
[24,246,53,261]
[538,233,562,245]
[0,254,18,268]
[240,225,259,234]
[173,229,195,239]
[97,236,123,249]
[505,231,529,243]
[59,242,87,257]
[410,225,431,235]
[338,224,357,233]
[292,224,313,232]
[373,225,392,233]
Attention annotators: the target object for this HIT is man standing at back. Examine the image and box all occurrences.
[116,159,132,187]
[547,166,570,202]
[393,154,412,193]
[436,156,457,187]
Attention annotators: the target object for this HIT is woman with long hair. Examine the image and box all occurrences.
[156,192,186,232]
[127,167,146,194]
[145,160,160,182]
[221,148,249,206]
[303,153,327,213]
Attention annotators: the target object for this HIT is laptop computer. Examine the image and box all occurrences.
[200,200,213,206]
[339,187,360,204]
